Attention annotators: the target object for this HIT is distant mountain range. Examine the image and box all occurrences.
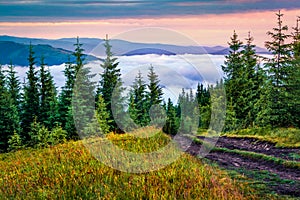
[0,41,100,66]
[0,35,269,66]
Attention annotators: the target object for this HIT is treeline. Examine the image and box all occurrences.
[221,11,300,130]
[0,11,299,152]
[0,36,186,152]
[125,10,300,133]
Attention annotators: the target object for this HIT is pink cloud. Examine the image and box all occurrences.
[0,9,299,47]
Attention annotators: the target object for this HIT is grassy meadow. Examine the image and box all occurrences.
[0,127,262,200]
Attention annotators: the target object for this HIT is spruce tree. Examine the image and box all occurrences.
[163,98,179,135]
[7,131,23,152]
[84,95,111,136]
[221,31,243,130]
[0,65,20,151]
[5,62,22,138]
[39,56,59,129]
[72,37,96,138]
[209,80,226,133]
[6,62,21,110]
[128,71,149,126]
[239,32,260,128]
[264,10,293,127]
[254,78,272,127]
[224,97,238,131]
[289,17,300,127]
[147,65,163,106]
[252,53,270,127]
[97,37,125,132]
[95,95,111,134]
[196,83,210,129]
[49,126,67,145]
[196,83,210,107]
[111,79,128,132]
[177,88,199,134]
[128,93,138,128]
[293,17,300,58]
[28,118,50,148]
[146,65,165,127]
[222,31,243,82]
[21,43,40,140]
[58,57,75,132]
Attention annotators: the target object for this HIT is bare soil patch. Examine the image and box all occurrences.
[199,136,300,161]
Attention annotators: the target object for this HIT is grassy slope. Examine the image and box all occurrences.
[222,128,300,148]
[0,128,259,200]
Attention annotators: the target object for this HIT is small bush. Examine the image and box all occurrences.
[28,120,67,148]
[49,126,67,145]
[28,120,50,148]
[7,131,24,152]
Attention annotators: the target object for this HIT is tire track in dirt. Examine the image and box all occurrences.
[184,136,300,197]
[198,136,300,161]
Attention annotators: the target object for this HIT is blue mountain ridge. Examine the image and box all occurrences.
[0,41,99,66]
[0,35,269,66]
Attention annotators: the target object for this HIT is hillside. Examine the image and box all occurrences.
[0,128,260,200]
[0,41,99,66]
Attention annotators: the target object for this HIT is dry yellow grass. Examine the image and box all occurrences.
[0,127,260,199]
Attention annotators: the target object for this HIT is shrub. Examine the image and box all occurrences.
[29,121,50,148]
[7,131,24,152]
[49,126,67,145]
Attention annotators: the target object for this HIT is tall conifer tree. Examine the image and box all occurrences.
[58,57,75,131]
[147,65,163,106]
[0,65,20,151]
[222,31,243,130]
[21,43,40,139]
[71,37,96,138]
[289,17,300,127]
[128,71,149,126]
[39,56,58,129]
[196,83,210,129]
[264,10,293,127]
[238,32,261,127]
[146,65,165,127]
[6,62,21,110]
[163,98,179,135]
[97,36,125,132]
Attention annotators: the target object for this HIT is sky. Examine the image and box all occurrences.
[0,0,299,46]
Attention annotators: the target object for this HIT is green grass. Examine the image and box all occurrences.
[213,147,300,169]
[223,168,299,200]
[0,127,260,200]
[222,127,300,148]
[289,153,300,160]
[109,127,171,153]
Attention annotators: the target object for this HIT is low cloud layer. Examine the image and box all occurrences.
[4,54,225,102]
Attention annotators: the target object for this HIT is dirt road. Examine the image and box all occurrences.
[185,136,300,197]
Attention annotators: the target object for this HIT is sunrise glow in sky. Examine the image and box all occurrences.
[0,0,299,47]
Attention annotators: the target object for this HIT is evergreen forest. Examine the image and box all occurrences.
[0,11,299,153]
